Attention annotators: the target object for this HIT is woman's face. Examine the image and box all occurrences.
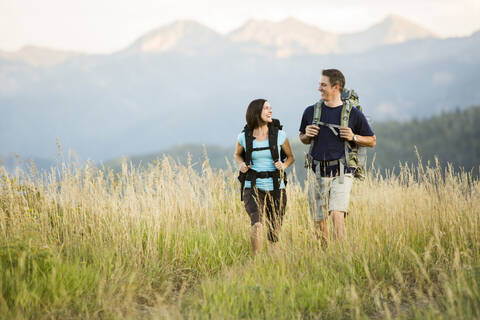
[260,101,273,123]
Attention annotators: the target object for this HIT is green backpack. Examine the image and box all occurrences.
[305,88,367,181]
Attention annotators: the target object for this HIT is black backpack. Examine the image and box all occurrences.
[238,119,287,200]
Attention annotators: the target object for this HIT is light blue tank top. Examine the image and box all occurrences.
[237,130,287,191]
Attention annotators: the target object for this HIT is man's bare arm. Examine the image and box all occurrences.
[339,127,376,147]
[355,135,376,147]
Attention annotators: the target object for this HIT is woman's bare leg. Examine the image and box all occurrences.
[251,222,263,255]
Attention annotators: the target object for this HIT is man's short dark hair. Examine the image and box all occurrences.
[322,69,345,91]
[246,99,267,129]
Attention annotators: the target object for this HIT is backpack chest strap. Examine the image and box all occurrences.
[315,121,341,136]
[252,146,270,152]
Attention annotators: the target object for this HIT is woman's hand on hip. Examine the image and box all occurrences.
[273,161,286,171]
[240,162,250,173]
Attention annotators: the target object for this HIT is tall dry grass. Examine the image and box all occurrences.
[0,157,478,319]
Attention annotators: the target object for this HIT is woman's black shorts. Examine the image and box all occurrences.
[243,188,287,242]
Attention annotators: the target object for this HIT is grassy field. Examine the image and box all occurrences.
[0,157,479,319]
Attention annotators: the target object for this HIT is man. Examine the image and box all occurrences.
[299,69,376,243]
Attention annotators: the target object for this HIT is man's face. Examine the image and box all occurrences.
[318,75,338,101]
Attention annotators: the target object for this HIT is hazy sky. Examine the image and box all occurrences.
[1,0,479,53]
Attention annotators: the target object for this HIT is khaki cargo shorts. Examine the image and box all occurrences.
[307,171,354,222]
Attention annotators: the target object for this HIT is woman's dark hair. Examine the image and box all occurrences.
[246,99,267,129]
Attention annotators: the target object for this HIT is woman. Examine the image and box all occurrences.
[234,99,294,255]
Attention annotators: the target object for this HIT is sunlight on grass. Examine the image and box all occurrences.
[0,157,478,319]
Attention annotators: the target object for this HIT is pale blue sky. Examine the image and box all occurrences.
[1,0,479,53]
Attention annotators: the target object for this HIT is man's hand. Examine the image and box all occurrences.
[239,162,250,173]
[299,124,320,144]
[305,124,320,137]
[273,161,286,171]
[339,127,354,141]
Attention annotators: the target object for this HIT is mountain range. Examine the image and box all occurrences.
[2,15,436,64]
[1,15,479,162]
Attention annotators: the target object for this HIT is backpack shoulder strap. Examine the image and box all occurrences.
[306,102,322,167]
[340,96,356,181]
[271,118,283,130]
[312,101,322,125]
[341,99,353,127]
[268,122,280,163]
[244,126,254,166]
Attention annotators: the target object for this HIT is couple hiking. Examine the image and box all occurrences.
[234,69,376,255]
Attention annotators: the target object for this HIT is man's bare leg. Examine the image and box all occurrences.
[251,222,263,255]
[314,219,329,247]
[331,211,346,240]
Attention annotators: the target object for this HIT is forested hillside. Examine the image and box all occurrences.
[105,105,480,178]
[370,105,480,172]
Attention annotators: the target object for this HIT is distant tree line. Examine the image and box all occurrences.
[367,105,480,173]
[105,105,480,179]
